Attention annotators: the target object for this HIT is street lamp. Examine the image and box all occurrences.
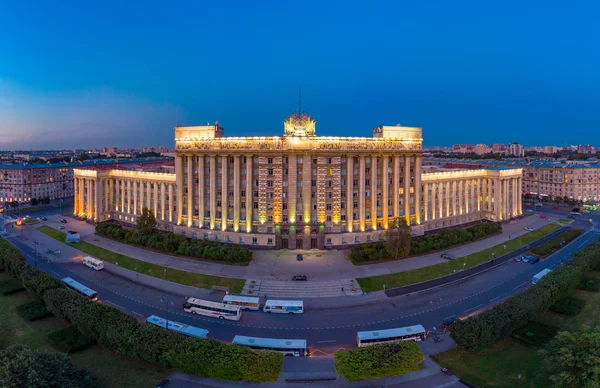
[463,262,466,271]
[160,297,175,329]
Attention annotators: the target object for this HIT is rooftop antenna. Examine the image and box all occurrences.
[298,86,301,114]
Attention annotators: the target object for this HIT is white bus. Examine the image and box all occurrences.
[357,325,427,347]
[62,277,98,301]
[532,268,552,285]
[82,256,104,271]
[263,300,304,314]
[222,295,260,311]
[183,297,242,321]
[232,335,308,357]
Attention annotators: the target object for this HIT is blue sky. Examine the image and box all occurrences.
[1,0,598,149]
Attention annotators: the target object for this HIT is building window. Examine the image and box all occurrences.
[267,158,273,164]
[267,238,273,245]
[252,237,257,244]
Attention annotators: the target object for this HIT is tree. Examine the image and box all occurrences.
[385,217,412,259]
[136,207,157,237]
[30,198,38,207]
[540,325,600,388]
[0,345,97,388]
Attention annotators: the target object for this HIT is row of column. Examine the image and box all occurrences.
[74,177,99,221]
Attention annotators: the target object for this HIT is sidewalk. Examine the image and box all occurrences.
[58,213,548,281]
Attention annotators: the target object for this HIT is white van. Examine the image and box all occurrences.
[82,256,104,271]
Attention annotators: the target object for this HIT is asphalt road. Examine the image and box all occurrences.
[2,206,599,354]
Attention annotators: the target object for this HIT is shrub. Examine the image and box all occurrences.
[349,221,501,263]
[550,296,586,316]
[334,341,424,381]
[0,345,97,388]
[512,321,559,346]
[579,276,599,292]
[23,272,64,298]
[165,338,283,383]
[47,326,95,353]
[530,229,582,257]
[73,302,138,356]
[130,323,187,366]
[450,242,600,352]
[16,299,52,321]
[0,278,25,295]
[43,288,91,322]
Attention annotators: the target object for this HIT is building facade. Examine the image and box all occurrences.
[74,115,522,249]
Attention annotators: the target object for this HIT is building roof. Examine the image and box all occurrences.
[0,156,173,170]
[424,157,600,170]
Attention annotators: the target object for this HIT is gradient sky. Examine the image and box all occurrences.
[1,0,599,149]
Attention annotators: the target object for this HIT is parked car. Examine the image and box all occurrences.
[58,225,65,230]
[525,208,533,212]
[529,257,540,264]
[440,253,455,260]
[515,255,524,262]
[525,226,534,231]
[442,316,458,328]
[535,203,543,207]
[292,275,307,281]
[522,256,532,263]
[60,219,67,223]
[539,215,547,219]
[41,216,47,221]
[296,254,303,261]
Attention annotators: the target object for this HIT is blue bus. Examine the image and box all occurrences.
[61,277,98,301]
[146,315,209,338]
[232,335,307,356]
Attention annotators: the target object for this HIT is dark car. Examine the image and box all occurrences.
[442,316,458,328]
[292,275,307,281]
[529,257,540,264]
[440,253,455,260]
[297,254,303,261]
[61,219,67,223]
[41,216,47,221]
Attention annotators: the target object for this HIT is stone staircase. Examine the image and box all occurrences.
[241,278,362,298]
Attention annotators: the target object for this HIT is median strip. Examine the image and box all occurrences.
[36,226,245,293]
[357,223,562,292]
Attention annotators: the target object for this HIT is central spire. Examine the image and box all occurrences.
[283,87,316,137]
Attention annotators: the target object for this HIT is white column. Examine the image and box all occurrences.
[346,156,353,232]
[423,182,429,221]
[415,154,421,224]
[359,155,366,231]
[210,155,217,229]
[517,177,522,213]
[403,154,410,224]
[371,155,377,230]
[120,179,125,214]
[452,181,457,216]
[198,156,204,228]
[393,155,400,218]
[153,182,158,218]
[221,156,228,231]
[175,155,183,225]
[168,183,174,223]
[187,156,193,227]
[160,183,165,221]
[233,155,240,231]
[246,156,253,233]
[94,179,100,221]
[74,178,79,215]
[438,182,444,219]
[382,155,389,228]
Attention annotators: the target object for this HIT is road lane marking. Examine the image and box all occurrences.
[490,293,507,302]
[512,282,527,291]
[132,311,144,317]
[463,304,483,313]
[106,300,125,310]
[317,340,337,343]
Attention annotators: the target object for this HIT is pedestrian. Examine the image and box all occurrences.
[341,287,344,292]
[264,294,267,300]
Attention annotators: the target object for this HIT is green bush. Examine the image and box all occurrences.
[0,278,25,295]
[530,229,582,257]
[334,341,424,381]
[579,276,599,292]
[550,296,586,316]
[130,323,187,366]
[512,321,559,346]
[96,222,253,264]
[43,288,91,322]
[47,325,95,353]
[450,242,600,352]
[349,221,501,263]
[22,272,64,298]
[165,338,283,383]
[16,299,52,321]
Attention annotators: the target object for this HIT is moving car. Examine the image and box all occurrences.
[60,219,67,223]
[440,253,455,260]
[539,215,547,219]
[292,275,307,281]
[515,255,524,262]
[525,226,534,231]
[296,254,303,261]
[58,225,65,230]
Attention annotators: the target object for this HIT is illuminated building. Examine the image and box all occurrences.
[74,114,522,249]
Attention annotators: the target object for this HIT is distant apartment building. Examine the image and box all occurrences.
[492,144,507,153]
[474,144,492,155]
[0,157,172,204]
[577,144,596,154]
[543,146,558,154]
[452,144,474,154]
[508,143,525,157]
[103,147,118,153]
[425,157,600,202]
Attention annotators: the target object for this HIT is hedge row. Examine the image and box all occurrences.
[0,278,25,295]
[47,325,95,353]
[530,229,582,257]
[349,222,501,263]
[96,222,253,264]
[0,236,283,383]
[16,299,53,321]
[334,341,424,381]
[550,296,586,316]
[450,241,600,352]
[579,276,599,292]
[512,321,559,346]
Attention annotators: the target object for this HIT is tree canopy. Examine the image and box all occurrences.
[136,207,157,236]
[385,217,412,258]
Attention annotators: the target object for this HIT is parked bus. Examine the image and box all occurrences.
[532,268,552,285]
[263,300,304,314]
[82,256,104,271]
[62,277,98,301]
[232,335,308,356]
[146,315,208,338]
[183,297,242,321]
[357,325,427,347]
[222,295,260,311]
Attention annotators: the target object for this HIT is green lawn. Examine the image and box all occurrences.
[0,275,170,388]
[37,226,245,293]
[357,223,561,291]
[433,271,600,387]
[557,218,573,223]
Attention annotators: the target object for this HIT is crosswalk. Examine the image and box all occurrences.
[591,227,600,234]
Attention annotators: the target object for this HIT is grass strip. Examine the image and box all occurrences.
[357,223,561,292]
[37,226,245,293]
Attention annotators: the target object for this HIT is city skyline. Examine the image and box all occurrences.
[2,1,599,149]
